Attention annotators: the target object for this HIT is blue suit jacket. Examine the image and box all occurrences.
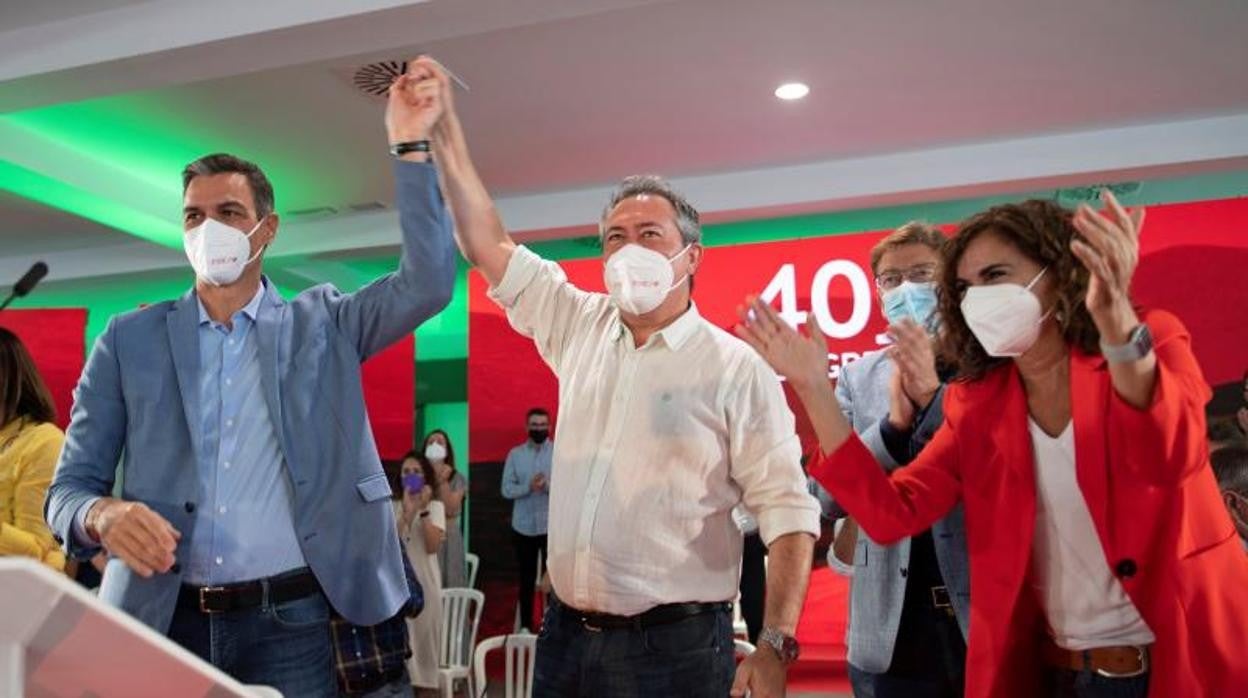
[45,161,454,631]
[826,350,971,673]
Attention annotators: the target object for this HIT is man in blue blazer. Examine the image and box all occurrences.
[819,223,971,698]
[45,57,454,696]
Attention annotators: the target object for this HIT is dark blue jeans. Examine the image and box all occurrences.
[847,602,966,698]
[849,663,963,698]
[167,590,335,697]
[1044,666,1150,698]
[533,598,735,697]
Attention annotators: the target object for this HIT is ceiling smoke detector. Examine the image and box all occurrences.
[351,60,408,100]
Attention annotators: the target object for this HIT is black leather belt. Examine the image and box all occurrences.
[177,568,321,614]
[555,596,730,632]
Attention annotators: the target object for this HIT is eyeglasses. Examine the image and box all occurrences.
[875,264,937,291]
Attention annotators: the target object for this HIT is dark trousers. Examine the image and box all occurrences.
[849,601,966,698]
[739,531,767,643]
[513,530,548,631]
[533,597,735,697]
[1043,666,1150,698]
[168,590,335,697]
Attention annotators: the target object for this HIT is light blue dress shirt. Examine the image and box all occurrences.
[501,440,552,536]
[184,283,306,584]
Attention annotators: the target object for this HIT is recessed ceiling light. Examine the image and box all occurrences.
[774,82,809,100]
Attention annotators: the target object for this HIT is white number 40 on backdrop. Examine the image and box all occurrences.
[758,261,874,339]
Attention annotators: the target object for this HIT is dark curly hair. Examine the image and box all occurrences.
[937,199,1101,382]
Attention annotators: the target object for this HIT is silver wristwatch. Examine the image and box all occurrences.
[757,627,800,665]
[1099,324,1153,364]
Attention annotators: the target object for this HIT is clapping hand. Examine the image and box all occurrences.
[887,370,917,431]
[733,295,829,392]
[1070,190,1146,344]
[886,318,939,410]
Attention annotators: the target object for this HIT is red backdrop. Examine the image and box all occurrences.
[1,309,414,459]
[469,196,1248,461]
[362,336,415,460]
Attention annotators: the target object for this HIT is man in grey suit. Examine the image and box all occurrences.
[819,222,970,697]
[45,57,454,696]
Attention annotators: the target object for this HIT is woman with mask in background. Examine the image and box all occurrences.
[736,194,1248,698]
[0,327,66,572]
[424,429,467,588]
[396,451,446,697]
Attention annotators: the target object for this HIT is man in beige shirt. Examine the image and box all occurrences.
[425,65,819,698]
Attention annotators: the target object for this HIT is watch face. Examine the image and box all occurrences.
[762,629,800,663]
[780,636,800,662]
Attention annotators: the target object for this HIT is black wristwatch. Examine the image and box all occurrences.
[389,140,431,158]
[1099,324,1153,364]
[758,627,800,665]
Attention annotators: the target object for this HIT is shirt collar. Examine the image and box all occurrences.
[196,281,266,327]
[612,302,702,351]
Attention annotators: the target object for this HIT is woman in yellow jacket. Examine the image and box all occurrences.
[0,326,66,571]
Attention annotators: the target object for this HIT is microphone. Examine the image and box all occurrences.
[0,261,49,312]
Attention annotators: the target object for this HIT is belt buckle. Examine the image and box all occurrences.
[580,615,603,633]
[1095,646,1149,679]
[930,586,952,610]
[199,586,226,614]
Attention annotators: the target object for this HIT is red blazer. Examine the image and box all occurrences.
[810,310,1248,697]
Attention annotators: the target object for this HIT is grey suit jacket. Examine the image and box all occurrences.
[820,350,971,673]
[46,161,454,632]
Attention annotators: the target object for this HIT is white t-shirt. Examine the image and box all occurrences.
[1028,419,1154,650]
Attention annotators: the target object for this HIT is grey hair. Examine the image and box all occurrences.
[599,175,701,245]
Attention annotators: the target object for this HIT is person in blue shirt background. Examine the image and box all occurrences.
[501,406,553,631]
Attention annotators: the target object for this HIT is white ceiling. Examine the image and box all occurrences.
[0,191,138,255]
[0,0,150,32]
[2,0,1247,282]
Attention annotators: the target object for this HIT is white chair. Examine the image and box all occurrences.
[734,639,757,658]
[465,552,480,589]
[439,588,485,698]
[472,632,537,698]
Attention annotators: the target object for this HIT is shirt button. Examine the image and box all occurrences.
[215,556,223,565]
[228,338,235,346]
[226,419,234,428]
[219,506,227,514]
[184,502,196,513]
[224,462,231,470]
[225,378,233,386]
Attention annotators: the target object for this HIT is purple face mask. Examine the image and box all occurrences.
[402,473,425,494]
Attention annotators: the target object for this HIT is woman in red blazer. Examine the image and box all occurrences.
[734,194,1248,698]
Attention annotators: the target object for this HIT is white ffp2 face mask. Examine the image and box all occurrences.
[959,267,1050,357]
[425,442,447,463]
[183,217,266,286]
[603,243,692,315]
